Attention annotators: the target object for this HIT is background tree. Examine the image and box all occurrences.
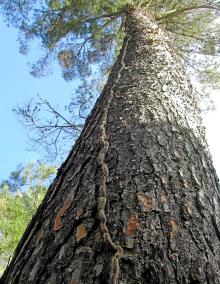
[1,0,220,159]
[0,163,56,275]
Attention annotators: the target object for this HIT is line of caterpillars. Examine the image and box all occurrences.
[97,33,131,284]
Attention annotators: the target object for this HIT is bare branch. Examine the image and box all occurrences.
[13,95,86,160]
[37,96,76,127]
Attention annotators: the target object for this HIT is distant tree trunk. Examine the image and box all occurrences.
[1,6,220,284]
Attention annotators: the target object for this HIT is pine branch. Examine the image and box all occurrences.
[79,10,125,24]
[157,4,220,21]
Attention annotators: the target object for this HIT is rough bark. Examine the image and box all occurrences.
[1,6,220,284]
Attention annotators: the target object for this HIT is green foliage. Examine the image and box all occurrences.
[206,66,220,89]
[0,162,56,274]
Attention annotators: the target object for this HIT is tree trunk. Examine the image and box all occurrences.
[1,6,220,284]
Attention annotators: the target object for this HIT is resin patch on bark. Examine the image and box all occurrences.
[54,196,72,231]
[70,276,78,284]
[76,223,87,241]
[127,213,140,236]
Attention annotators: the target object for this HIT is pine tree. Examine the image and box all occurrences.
[2,0,220,156]
[1,1,220,283]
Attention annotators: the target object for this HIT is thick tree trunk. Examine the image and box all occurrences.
[1,6,220,284]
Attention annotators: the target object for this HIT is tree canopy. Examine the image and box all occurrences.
[1,0,220,79]
[1,0,220,158]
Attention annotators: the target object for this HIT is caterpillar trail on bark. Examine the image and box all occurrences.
[97,34,131,284]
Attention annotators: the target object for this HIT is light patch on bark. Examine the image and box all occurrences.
[160,175,168,185]
[138,192,153,212]
[170,219,178,238]
[161,193,170,212]
[28,259,41,281]
[75,207,84,219]
[170,218,178,251]
[197,187,206,210]
[183,201,193,218]
[125,236,135,248]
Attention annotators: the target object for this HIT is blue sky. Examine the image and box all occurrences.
[0,17,77,180]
